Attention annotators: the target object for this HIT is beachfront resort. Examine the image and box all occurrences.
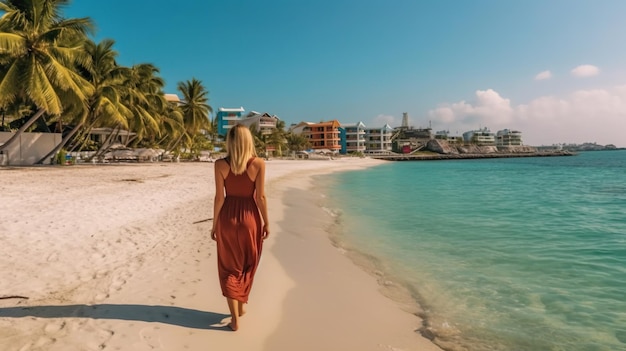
[0,102,533,166]
[217,108,526,156]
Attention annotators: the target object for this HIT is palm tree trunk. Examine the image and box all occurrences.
[70,123,99,153]
[0,108,46,151]
[70,112,104,152]
[68,128,88,153]
[125,134,137,146]
[166,133,186,154]
[91,126,121,160]
[36,120,86,164]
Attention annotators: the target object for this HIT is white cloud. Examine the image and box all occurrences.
[571,64,600,77]
[428,89,513,128]
[474,89,514,122]
[534,70,552,80]
[428,87,626,146]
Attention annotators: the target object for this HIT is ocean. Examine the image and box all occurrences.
[319,150,626,351]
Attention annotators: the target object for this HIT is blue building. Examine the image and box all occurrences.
[339,121,366,154]
[216,107,245,136]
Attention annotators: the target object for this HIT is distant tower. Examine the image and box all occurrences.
[401,112,409,129]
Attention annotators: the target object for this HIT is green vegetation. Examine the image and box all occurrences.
[0,0,325,161]
[0,0,216,162]
[56,149,67,165]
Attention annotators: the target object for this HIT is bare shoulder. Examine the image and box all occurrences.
[251,157,265,171]
[253,157,265,167]
[248,157,265,178]
[215,158,228,168]
[215,158,230,176]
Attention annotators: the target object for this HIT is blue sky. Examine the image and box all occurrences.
[64,0,626,146]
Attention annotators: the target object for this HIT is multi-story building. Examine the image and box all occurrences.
[239,111,279,136]
[164,94,181,105]
[216,107,278,137]
[463,127,495,146]
[216,107,245,136]
[290,120,342,152]
[435,130,463,144]
[496,129,523,146]
[339,121,366,154]
[365,124,394,153]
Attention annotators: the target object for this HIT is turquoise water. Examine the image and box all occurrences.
[322,150,626,351]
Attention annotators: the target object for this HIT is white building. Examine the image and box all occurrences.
[496,129,523,146]
[341,121,366,153]
[216,107,278,136]
[239,111,279,135]
[463,127,495,146]
[365,124,394,153]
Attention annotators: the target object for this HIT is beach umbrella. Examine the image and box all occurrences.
[135,148,161,162]
[110,149,135,159]
[109,143,127,150]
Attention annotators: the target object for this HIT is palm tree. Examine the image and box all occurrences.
[0,0,94,152]
[175,78,212,152]
[37,38,130,163]
[0,97,33,130]
[155,102,184,150]
[118,63,165,145]
[248,123,267,156]
[286,132,310,153]
[84,63,165,160]
[80,39,130,129]
[266,119,287,156]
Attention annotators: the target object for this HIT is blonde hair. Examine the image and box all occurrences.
[226,124,257,175]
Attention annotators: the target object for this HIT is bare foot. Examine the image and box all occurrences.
[238,304,246,317]
[228,321,239,331]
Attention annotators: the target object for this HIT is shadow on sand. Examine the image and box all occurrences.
[0,304,230,330]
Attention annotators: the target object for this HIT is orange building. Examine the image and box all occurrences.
[290,120,341,152]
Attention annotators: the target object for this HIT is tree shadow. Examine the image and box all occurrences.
[0,304,230,330]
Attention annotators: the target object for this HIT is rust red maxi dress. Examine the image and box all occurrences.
[215,157,263,303]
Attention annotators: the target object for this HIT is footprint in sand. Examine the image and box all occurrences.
[139,326,163,349]
[17,340,58,351]
[84,328,114,351]
[109,278,126,292]
[46,252,58,262]
[94,269,108,279]
[94,293,109,302]
[44,321,66,335]
[33,336,55,348]
[91,251,106,260]
[79,273,93,282]
[119,269,132,280]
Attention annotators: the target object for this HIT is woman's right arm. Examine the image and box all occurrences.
[212,160,226,240]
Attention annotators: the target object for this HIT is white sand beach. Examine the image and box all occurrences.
[0,159,443,351]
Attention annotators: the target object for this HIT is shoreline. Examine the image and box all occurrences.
[371,150,575,161]
[0,158,443,351]
[263,165,443,351]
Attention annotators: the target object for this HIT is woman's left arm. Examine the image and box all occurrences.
[254,159,270,240]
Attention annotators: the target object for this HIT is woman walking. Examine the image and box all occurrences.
[211,124,269,331]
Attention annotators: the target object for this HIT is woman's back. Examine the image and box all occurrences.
[224,157,256,198]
